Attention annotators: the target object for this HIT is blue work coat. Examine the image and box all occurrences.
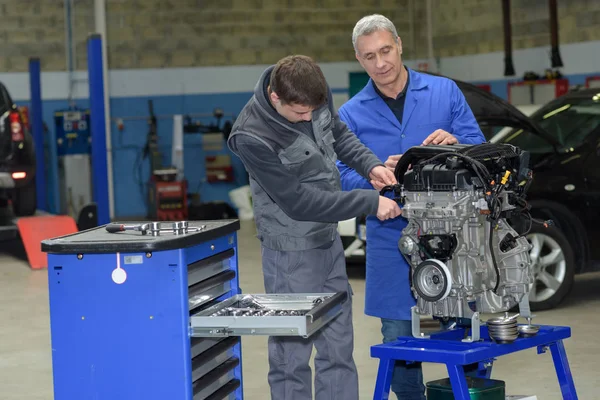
[337,68,486,321]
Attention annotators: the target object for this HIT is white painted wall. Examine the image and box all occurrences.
[2,40,600,102]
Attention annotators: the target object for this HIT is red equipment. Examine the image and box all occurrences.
[148,176,188,221]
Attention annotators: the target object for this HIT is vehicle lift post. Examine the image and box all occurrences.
[370,324,578,399]
[87,33,110,225]
[28,57,47,212]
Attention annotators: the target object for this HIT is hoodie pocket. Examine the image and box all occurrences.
[321,130,337,163]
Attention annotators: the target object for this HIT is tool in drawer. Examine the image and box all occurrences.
[105,220,206,236]
[190,292,348,338]
[209,294,331,317]
[211,308,308,317]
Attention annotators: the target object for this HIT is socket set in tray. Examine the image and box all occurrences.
[190,293,347,338]
[209,295,330,317]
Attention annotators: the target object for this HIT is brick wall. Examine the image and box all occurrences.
[429,0,600,59]
[104,0,414,68]
[1,0,599,72]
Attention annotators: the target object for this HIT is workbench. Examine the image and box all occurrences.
[371,324,578,400]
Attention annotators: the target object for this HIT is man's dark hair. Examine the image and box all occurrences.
[269,55,328,108]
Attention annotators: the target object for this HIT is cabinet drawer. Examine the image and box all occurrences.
[190,292,347,338]
[190,337,226,359]
[191,337,239,383]
[203,379,240,400]
[188,270,236,312]
[187,249,234,287]
[192,357,239,400]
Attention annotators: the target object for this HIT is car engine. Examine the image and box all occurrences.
[381,143,536,341]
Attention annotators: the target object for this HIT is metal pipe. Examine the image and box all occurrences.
[548,0,563,68]
[94,0,115,220]
[64,0,74,104]
[70,0,77,72]
[425,0,436,72]
[408,0,415,56]
[502,0,516,76]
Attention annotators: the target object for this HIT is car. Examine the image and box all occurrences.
[0,82,36,216]
[339,77,600,311]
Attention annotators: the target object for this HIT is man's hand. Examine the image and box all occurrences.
[384,154,402,172]
[369,165,397,191]
[422,129,458,145]
[371,180,387,191]
[377,196,402,221]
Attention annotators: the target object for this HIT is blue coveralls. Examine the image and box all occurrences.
[337,68,486,399]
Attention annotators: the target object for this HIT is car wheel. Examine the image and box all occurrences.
[526,223,575,311]
[528,200,589,273]
[13,180,37,216]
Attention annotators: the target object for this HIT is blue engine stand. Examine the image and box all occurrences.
[371,324,578,400]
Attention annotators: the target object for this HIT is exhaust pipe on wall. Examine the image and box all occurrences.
[502,0,515,76]
[548,0,564,68]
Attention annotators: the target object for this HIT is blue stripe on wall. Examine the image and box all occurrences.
[108,92,253,217]
[17,92,254,218]
[14,71,599,218]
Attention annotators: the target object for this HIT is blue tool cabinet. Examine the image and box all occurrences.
[42,220,244,400]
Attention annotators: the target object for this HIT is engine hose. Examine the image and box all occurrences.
[490,220,501,293]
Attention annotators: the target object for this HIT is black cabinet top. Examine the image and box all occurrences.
[41,220,240,254]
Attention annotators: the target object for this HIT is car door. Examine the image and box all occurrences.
[578,122,600,260]
[537,95,600,235]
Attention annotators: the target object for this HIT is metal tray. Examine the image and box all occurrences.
[190,292,347,338]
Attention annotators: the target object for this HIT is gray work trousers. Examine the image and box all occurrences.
[261,235,359,400]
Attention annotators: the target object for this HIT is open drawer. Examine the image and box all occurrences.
[190,291,347,338]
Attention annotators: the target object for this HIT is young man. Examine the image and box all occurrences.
[227,55,401,400]
[336,14,486,400]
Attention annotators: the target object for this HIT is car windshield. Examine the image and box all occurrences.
[499,93,600,153]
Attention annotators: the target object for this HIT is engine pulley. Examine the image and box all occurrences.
[413,259,453,302]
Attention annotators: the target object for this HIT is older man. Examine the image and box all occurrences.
[337,14,486,400]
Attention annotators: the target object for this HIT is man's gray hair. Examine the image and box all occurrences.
[352,14,399,53]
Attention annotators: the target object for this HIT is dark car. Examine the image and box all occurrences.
[0,82,36,216]
[456,81,600,310]
[341,76,599,311]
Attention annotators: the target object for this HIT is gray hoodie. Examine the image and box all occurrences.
[227,66,382,251]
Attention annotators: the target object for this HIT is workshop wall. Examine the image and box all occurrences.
[2,0,600,218]
[430,0,600,58]
[0,0,414,72]
[2,0,600,73]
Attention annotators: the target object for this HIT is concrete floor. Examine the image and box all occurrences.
[0,219,598,399]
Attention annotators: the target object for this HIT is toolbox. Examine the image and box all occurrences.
[41,220,347,400]
[426,377,505,400]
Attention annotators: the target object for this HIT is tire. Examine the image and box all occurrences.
[528,200,589,273]
[13,180,37,216]
[526,223,575,311]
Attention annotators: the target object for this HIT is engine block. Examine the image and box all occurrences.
[386,143,536,324]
